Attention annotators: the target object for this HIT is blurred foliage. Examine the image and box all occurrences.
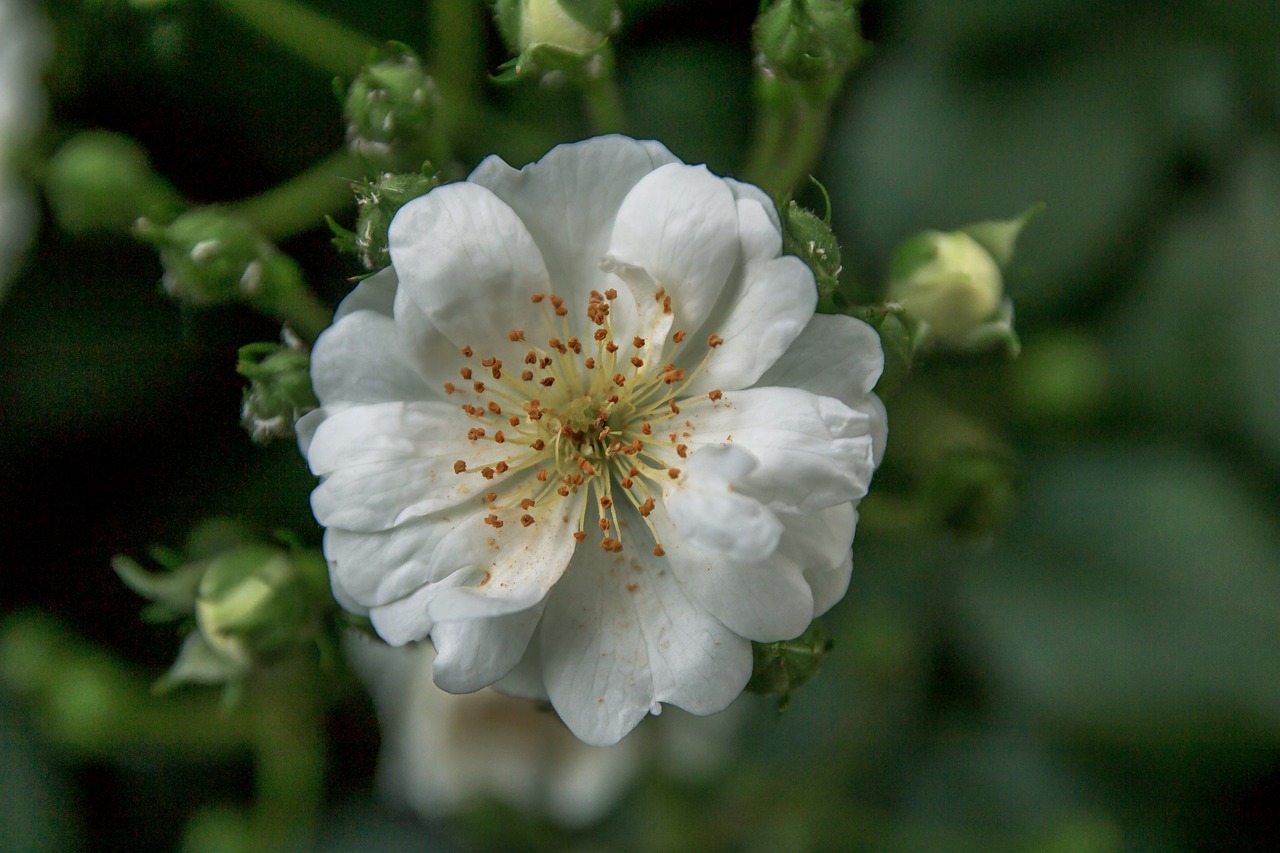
[1,0,1277,850]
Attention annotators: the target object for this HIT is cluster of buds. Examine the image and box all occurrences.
[113,520,333,698]
[492,0,620,79]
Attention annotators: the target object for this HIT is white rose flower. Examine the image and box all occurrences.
[300,135,887,745]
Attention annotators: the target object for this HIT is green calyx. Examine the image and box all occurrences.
[329,166,439,271]
[747,620,833,712]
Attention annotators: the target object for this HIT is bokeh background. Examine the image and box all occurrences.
[1,0,1277,850]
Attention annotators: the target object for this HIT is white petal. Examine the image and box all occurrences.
[430,602,546,693]
[757,313,885,402]
[540,530,752,745]
[307,401,520,531]
[357,490,585,645]
[603,163,740,339]
[468,135,678,320]
[723,177,781,235]
[662,444,784,562]
[294,407,325,457]
[324,515,453,607]
[649,501,814,642]
[333,266,397,323]
[680,387,879,513]
[389,181,556,361]
[785,503,857,618]
[679,198,816,393]
[310,307,432,406]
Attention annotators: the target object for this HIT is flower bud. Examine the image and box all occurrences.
[135,208,303,313]
[888,230,1003,342]
[194,545,330,669]
[329,168,438,271]
[780,197,843,310]
[237,339,319,443]
[343,42,439,168]
[755,0,868,92]
[493,0,618,78]
[44,131,183,235]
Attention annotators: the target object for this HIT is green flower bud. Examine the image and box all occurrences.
[236,339,319,443]
[193,545,330,671]
[780,192,843,311]
[755,0,868,92]
[343,42,439,168]
[330,168,438,271]
[889,230,1003,342]
[136,209,304,314]
[746,620,833,712]
[44,131,183,235]
[493,0,618,79]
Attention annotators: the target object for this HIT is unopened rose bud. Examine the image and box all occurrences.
[889,231,1003,342]
[136,209,303,314]
[44,131,183,235]
[343,42,439,168]
[493,0,618,78]
[755,0,868,94]
[237,340,319,443]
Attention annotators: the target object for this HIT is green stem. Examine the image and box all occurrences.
[213,0,374,78]
[230,149,367,242]
[428,0,483,99]
[741,76,836,196]
[248,665,325,850]
[581,47,627,134]
[264,277,333,343]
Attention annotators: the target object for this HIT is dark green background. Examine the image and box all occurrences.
[1,0,1277,849]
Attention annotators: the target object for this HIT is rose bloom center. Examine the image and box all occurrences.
[447,286,725,559]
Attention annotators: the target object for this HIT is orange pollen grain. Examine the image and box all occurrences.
[531,293,545,303]
[473,381,486,393]
[668,468,681,479]
[673,330,686,343]
[630,356,644,368]
[536,469,549,482]
[638,498,655,516]
[598,518,611,531]
[613,373,627,387]
[482,466,496,479]
[600,496,613,509]
[486,491,498,503]
[453,460,466,474]
[641,423,652,435]
[495,461,509,474]
[494,431,505,443]
[573,531,588,543]
[593,329,608,341]
[460,367,473,379]
[669,401,681,414]
[509,415,521,427]
[540,377,555,387]
[709,389,723,401]
[461,346,473,357]
[532,439,545,451]
[509,329,525,342]
[620,477,633,488]
[520,498,536,509]
[520,514,535,527]
[605,288,618,299]
[487,401,502,414]
[677,444,688,458]
[708,334,724,347]
[653,544,666,557]
[521,369,534,381]
[443,382,456,394]
[584,357,596,369]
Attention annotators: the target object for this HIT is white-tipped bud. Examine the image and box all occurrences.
[889,231,1003,342]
